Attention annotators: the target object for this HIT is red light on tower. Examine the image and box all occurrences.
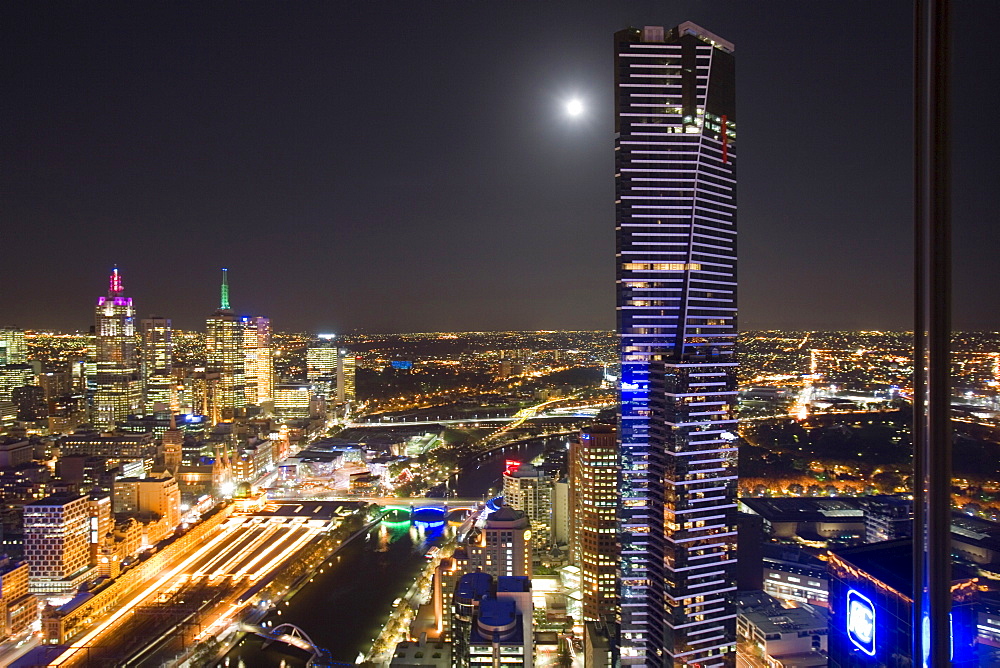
[504,460,521,475]
[109,267,123,294]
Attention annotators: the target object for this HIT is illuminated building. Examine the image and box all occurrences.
[615,22,738,667]
[87,495,112,566]
[205,269,246,421]
[827,540,977,667]
[112,473,181,529]
[735,591,827,666]
[468,506,532,578]
[337,349,356,403]
[0,327,26,365]
[59,430,156,462]
[243,315,273,407]
[274,383,311,418]
[24,493,94,595]
[615,23,736,666]
[568,424,619,622]
[453,573,534,668]
[0,364,34,402]
[140,316,173,413]
[162,413,183,474]
[306,343,338,380]
[0,557,37,641]
[502,462,554,551]
[92,267,142,428]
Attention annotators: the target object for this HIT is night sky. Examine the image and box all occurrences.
[5,2,998,333]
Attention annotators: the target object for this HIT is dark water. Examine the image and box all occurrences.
[219,435,562,667]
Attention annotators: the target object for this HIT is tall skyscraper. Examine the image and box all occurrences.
[205,269,246,421]
[615,23,738,667]
[569,424,619,623]
[336,349,356,404]
[140,316,173,413]
[502,462,554,551]
[243,315,273,407]
[93,267,142,428]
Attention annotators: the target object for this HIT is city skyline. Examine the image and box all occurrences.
[5,2,999,333]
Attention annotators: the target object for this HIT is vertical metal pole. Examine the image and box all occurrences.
[914,0,952,666]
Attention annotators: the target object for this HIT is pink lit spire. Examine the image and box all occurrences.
[109,265,124,295]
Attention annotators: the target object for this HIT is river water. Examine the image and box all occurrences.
[219,436,556,667]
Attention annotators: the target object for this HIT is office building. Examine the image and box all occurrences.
[60,430,156,462]
[205,269,246,421]
[827,540,977,667]
[0,328,26,366]
[337,350,356,404]
[92,267,142,428]
[615,22,738,666]
[0,557,37,641]
[860,495,913,544]
[468,506,532,578]
[274,383,311,418]
[735,591,827,668]
[243,315,273,407]
[140,316,173,414]
[306,343,338,380]
[23,493,93,595]
[568,424,619,622]
[502,462,554,551]
[0,364,35,402]
[453,573,534,668]
[112,473,181,529]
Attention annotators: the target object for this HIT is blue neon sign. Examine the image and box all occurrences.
[847,589,876,657]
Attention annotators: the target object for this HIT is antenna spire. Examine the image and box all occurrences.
[220,268,230,310]
[109,265,123,295]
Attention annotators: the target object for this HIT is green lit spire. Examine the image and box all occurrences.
[220,268,230,310]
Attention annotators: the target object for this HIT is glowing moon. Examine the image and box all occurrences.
[565,98,584,116]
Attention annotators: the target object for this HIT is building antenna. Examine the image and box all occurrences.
[220,268,230,310]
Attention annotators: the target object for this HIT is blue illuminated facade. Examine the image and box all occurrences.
[615,22,738,667]
[828,540,978,667]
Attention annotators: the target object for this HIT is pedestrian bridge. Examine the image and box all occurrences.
[241,622,348,667]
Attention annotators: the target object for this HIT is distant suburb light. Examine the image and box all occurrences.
[565,98,584,116]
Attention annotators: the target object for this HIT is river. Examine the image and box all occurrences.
[219,435,561,667]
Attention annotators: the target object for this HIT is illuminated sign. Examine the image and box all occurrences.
[504,460,521,475]
[847,589,876,657]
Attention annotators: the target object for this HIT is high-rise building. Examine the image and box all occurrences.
[306,343,338,380]
[336,349,356,404]
[0,328,26,365]
[93,268,142,428]
[468,506,533,578]
[242,315,273,408]
[615,23,739,667]
[502,462,554,551]
[569,424,619,623]
[23,493,93,595]
[205,269,245,421]
[140,316,173,413]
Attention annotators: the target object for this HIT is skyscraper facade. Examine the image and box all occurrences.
[243,315,273,407]
[568,424,619,623]
[336,350,356,404]
[140,316,173,413]
[206,270,245,421]
[93,268,142,428]
[0,327,26,365]
[615,23,738,667]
